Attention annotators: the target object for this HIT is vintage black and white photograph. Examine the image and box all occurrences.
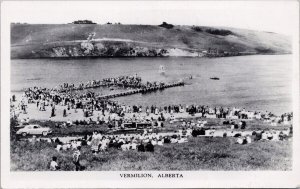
[1,0,300,187]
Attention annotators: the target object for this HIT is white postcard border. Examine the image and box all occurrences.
[1,1,300,188]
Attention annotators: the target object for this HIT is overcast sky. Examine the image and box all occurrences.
[2,1,299,35]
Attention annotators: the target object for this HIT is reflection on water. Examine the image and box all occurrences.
[11,55,293,115]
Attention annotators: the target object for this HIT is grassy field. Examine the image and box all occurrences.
[10,136,292,171]
[11,24,292,58]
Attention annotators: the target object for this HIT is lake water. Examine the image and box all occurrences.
[11,55,293,115]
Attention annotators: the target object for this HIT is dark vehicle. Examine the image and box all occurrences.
[108,122,152,134]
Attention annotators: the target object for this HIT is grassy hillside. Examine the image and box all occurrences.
[11,137,292,171]
[11,24,292,58]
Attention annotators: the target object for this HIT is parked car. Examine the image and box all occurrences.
[16,124,52,136]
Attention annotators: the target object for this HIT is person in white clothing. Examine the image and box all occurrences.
[50,156,60,171]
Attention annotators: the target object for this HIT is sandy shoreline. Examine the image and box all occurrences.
[11,92,201,122]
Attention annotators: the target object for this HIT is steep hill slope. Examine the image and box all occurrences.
[11,24,292,58]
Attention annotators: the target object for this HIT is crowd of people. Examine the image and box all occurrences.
[11,74,294,129]
[43,129,190,171]
[9,74,294,172]
[54,75,169,92]
[12,84,293,130]
[25,121,291,171]
[55,131,188,153]
[54,75,140,92]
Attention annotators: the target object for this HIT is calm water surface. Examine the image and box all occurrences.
[11,55,293,115]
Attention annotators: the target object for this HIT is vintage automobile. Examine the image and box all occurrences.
[16,124,52,136]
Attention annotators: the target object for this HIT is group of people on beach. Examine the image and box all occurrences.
[11,84,294,137]
[12,84,293,129]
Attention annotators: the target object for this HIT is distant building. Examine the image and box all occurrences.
[72,20,96,24]
[208,48,218,55]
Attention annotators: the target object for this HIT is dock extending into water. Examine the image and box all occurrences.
[95,81,184,100]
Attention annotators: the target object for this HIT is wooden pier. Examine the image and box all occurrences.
[95,81,184,100]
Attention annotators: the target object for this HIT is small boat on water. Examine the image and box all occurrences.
[159,65,166,74]
[210,77,220,80]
